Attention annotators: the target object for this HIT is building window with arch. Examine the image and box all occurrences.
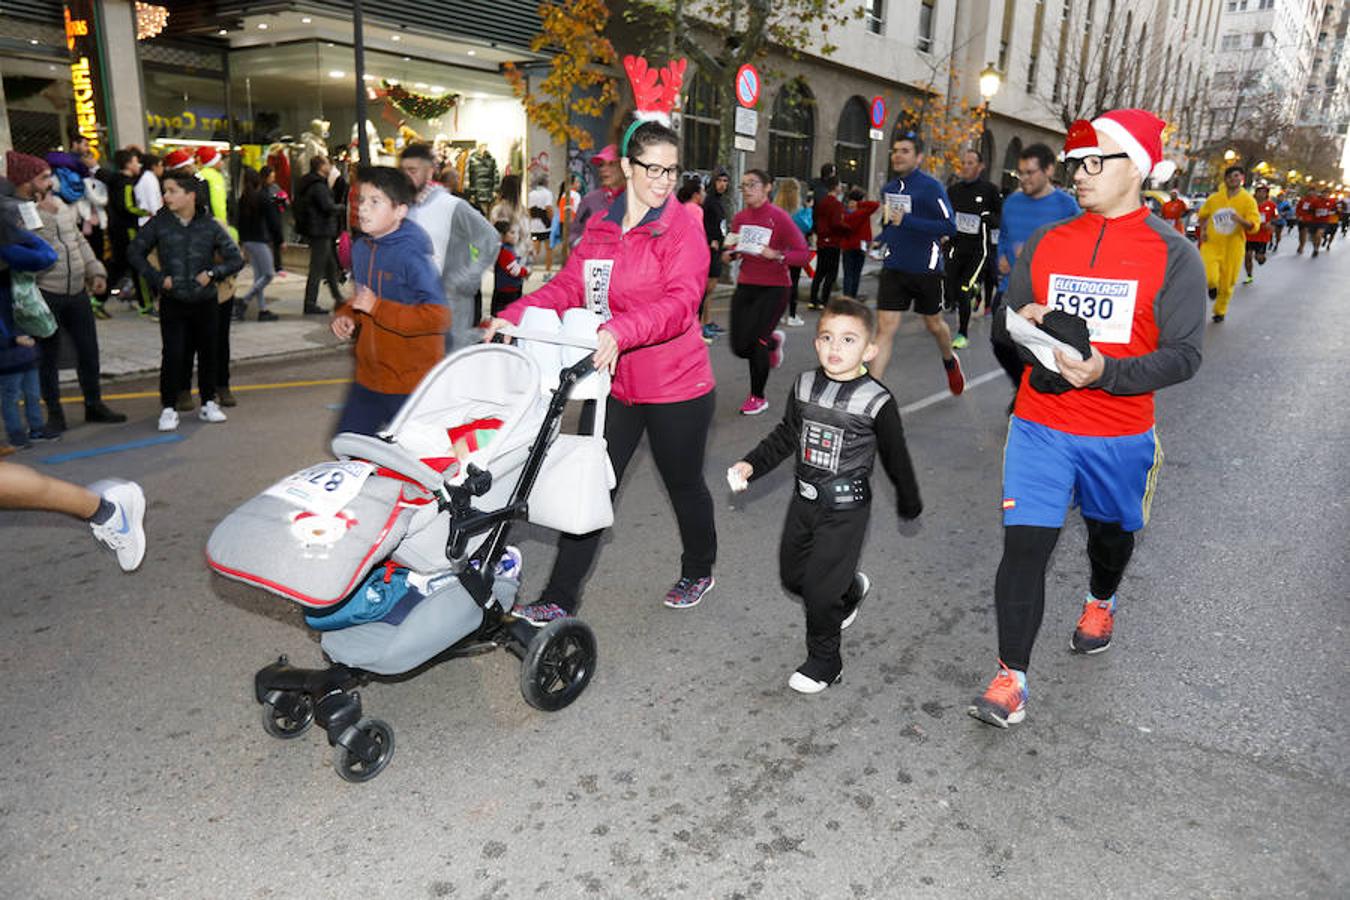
[835,96,871,188]
[769,80,815,182]
[682,68,721,172]
[1001,136,1023,193]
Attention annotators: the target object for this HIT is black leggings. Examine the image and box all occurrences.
[159,299,218,407]
[994,519,1135,672]
[946,248,986,337]
[543,391,717,613]
[730,283,787,399]
[788,266,802,318]
[810,246,840,306]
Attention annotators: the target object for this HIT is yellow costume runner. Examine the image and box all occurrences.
[1197,185,1258,318]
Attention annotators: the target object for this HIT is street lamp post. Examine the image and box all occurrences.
[977,63,1001,142]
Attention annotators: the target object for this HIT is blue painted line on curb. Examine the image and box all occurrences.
[39,434,185,464]
[325,403,344,410]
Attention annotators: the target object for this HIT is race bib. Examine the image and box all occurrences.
[884,192,912,217]
[1210,207,1238,235]
[1046,274,1139,345]
[18,201,42,230]
[584,259,615,320]
[265,461,375,517]
[954,212,981,235]
[738,224,772,256]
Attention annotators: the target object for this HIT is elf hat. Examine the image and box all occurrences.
[1062,109,1177,184]
[196,146,222,167]
[164,148,194,170]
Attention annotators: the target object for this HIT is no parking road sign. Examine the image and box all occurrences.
[736,64,761,108]
[870,96,887,129]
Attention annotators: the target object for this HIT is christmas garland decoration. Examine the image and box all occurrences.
[380,81,460,119]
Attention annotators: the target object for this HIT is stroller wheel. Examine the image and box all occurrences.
[520,619,597,712]
[260,690,315,740]
[333,717,395,783]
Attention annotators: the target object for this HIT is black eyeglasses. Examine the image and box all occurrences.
[1066,153,1132,176]
[629,158,681,181]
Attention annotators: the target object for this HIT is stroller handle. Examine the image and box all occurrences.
[500,325,598,350]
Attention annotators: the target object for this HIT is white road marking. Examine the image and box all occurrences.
[898,369,1007,416]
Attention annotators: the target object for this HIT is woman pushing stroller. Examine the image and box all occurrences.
[484,57,718,622]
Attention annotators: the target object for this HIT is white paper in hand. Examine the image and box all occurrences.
[1004,307,1085,374]
[726,467,749,493]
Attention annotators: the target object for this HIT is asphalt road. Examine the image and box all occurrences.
[2,241,1346,899]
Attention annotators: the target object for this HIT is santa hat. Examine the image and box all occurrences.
[1062,109,1177,185]
[4,150,50,187]
[164,148,194,170]
[196,146,221,167]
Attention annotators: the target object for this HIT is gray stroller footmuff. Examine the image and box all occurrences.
[209,336,607,783]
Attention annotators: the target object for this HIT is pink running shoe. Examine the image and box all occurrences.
[769,329,786,369]
[739,395,769,415]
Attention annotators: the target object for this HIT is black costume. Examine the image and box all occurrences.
[945,177,1001,335]
[742,369,923,679]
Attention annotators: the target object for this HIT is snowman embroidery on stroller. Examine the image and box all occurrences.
[207,314,613,782]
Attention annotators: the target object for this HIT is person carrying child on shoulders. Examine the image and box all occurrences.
[729,297,923,694]
[331,166,448,436]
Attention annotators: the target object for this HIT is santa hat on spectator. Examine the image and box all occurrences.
[164,148,194,170]
[4,150,50,187]
[1062,109,1177,185]
[196,146,222,168]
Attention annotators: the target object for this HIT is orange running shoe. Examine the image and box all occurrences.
[967,663,1027,728]
[1071,595,1116,654]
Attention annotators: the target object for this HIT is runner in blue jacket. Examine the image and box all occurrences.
[872,134,964,395]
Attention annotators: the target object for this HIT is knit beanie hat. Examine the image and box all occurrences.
[5,151,50,188]
[1062,109,1177,184]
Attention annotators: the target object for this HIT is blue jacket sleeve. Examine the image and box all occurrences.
[899,180,956,238]
[0,231,58,272]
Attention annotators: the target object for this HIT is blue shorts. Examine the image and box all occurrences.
[1001,416,1163,532]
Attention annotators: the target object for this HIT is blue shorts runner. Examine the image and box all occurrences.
[1001,415,1163,532]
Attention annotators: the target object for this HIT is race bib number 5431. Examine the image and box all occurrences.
[1046,274,1138,344]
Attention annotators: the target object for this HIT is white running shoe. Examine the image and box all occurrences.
[841,572,872,630]
[157,408,179,432]
[88,479,147,572]
[199,400,227,423]
[788,669,841,694]
[785,315,806,327]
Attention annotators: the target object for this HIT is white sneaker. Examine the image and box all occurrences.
[788,670,841,694]
[786,315,806,327]
[88,479,147,572]
[199,400,227,423]
[157,408,179,432]
[841,572,872,630]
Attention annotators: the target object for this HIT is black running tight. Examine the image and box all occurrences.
[995,519,1135,672]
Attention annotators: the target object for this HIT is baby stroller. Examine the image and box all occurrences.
[208,315,613,782]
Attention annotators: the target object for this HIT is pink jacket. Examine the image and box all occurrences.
[501,194,714,405]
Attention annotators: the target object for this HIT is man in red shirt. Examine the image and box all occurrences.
[968,109,1205,729]
[1161,189,1188,234]
[1243,183,1277,284]
[1295,189,1321,256]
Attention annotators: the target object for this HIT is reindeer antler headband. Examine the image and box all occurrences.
[620,55,688,156]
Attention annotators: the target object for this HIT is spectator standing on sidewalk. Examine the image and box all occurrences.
[2,151,126,430]
[399,144,499,348]
[573,144,626,244]
[106,148,149,315]
[526,175,556,274]
[295,156,344,315]
[773,177,809,326]
[808,176,847,310]
[840,186,880,301]
[234,168,283,322]
[127,171,244,433]
[700,166,731,338]
[196,147,242,407]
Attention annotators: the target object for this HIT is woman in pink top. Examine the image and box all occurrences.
[485,120,717,621]
[724,169,813,415]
